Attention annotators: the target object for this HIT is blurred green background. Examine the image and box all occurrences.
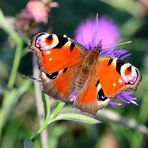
[0,0,148,148]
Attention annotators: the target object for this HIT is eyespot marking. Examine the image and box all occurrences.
[97,89,107,101]
[70,43,75,51]
[46,72,58,79]
[47,34,53,40]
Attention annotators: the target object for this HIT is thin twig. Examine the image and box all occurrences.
[97,109,148,134]
[33,55,49,148]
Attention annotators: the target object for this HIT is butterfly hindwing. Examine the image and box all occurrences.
[40,62,82,102]
[73,57,111,115]
[73,76,111,115]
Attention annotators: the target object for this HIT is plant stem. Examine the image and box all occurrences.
[33,55,49,148]
[7,39,23,89]
[0,9,23,89]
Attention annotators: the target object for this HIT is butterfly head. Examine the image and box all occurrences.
[92,43,102,55]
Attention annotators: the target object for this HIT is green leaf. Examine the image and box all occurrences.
[42,94,51,119]
[30,102,65,141]
[99,0,137,17]
[51,113,101,124]
[0,9,23,89]
[0,80,32,139]
[121,18,144,36]
[50,102,65,119]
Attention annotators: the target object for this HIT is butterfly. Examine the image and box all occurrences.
[30,32,142,115]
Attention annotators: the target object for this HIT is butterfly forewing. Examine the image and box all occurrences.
[30,32,86,73]
[30,32,86,102]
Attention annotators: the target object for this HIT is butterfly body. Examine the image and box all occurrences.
[30,32,142,115]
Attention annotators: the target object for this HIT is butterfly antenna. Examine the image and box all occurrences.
[22,74,41,82]
[103,41,132,50]
[96,13,99,22]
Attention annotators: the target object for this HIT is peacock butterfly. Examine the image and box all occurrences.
[29,32,142,115]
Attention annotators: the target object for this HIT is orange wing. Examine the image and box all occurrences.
[30,33,141,115]
[73,73,111,115]
[30,32,85,101]
[73,55,141,115]
[40,62,82,102]
[97,56,142,98]
[30,32,86,73]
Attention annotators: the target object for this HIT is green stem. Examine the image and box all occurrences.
[7,39,23,89]
[0,80,32,142]
[30,102,65,141]
[30,117,49,142]
[0,9,23,89]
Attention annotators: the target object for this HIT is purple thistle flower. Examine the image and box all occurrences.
[74,16,138,107]
[75,16,121,50]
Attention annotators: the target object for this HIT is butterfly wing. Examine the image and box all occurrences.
[73,59,111,115]
[73,75,111,115]
[30,33,141,114]
[74,55,141,115]
[40,62,82,101]
[30,32,86,101]
[30,32,86,73]
[97,55,142,98]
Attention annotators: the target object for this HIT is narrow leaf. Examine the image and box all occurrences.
[50,102,65,119]
[42,94,50,119]
[51,113,101,124]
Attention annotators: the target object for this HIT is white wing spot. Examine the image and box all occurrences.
[119,78,123,84]
[113,83,116,87]
[49,58,53,61]
[45,51,51,54]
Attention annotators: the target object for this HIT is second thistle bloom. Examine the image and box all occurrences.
[15,0,58,33]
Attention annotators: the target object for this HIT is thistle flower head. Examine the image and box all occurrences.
[21,0,58,23]
[74,16,138,106]
[75,16,120,50]
[24,1,49,23]
[15,0,58,33]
